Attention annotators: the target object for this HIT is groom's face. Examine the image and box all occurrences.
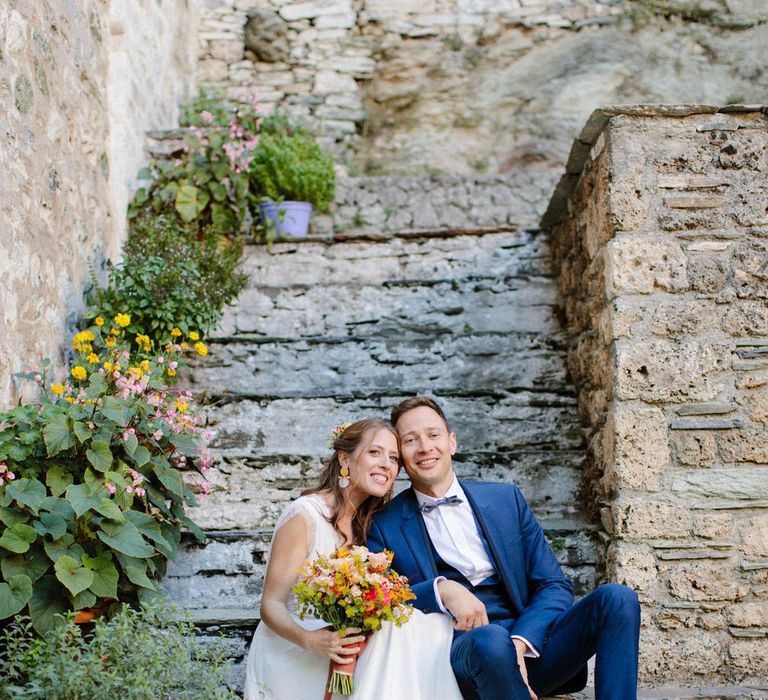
[395,406,457,498]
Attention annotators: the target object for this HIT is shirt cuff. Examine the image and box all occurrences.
[432,577,450,615]
[510,635,540,659]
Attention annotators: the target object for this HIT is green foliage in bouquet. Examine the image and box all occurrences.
[0,604,237,699]
[87,216,247,345]
[0,323,213,633]
[250,134,336,213]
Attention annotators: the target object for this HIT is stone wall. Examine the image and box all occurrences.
[548,105,768,685]
[198,0,371,160]
[106,0,199,243]
[0,0,197,408]
[196,0,768,184]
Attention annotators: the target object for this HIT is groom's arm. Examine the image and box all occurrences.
[509,486,574,653]
[367,519,441,614]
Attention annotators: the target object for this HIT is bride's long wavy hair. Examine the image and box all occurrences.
[302,419,398,545]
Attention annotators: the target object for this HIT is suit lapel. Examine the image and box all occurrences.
[461,481,525,615]
[399,489,438,580]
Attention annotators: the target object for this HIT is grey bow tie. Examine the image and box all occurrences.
[419,495,464,514]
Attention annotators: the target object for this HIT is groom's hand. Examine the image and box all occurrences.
[437,580,489,631]
[512,639,538,700]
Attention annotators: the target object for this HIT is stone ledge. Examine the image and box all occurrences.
[540,104,768,229]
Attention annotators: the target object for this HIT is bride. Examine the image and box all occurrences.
[244,418,462,699]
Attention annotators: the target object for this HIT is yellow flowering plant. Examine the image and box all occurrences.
[86,216,246,352]
[0,321,216,634]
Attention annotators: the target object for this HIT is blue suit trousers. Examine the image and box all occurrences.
[450,583,641,700]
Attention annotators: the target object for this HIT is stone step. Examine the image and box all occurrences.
[213,277,559,340]
[229,230,550,289]
[161,517,601,620]
[190,335,571,401]
[142,135,547,231]
[185,450,586,531]
[201,395,582,460]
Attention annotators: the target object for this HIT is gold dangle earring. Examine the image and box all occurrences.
[338,462,350,488]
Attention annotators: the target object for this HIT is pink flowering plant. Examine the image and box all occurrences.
[129,90,266,236]
[0,316,214,634]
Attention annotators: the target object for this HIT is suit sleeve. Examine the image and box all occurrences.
[367,518,441,614]
[508,487,574,652]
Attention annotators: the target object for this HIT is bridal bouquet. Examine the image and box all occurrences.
[292,546,415,696]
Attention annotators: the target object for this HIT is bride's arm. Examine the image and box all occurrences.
[259,513,365,663]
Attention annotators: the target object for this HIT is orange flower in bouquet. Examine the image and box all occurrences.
[292,545,416,697]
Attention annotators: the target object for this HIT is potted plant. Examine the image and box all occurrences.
[250,133,336,238]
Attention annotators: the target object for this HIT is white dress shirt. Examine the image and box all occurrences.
[413,477,539,657]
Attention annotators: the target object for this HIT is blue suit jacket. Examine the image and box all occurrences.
[367,480,574,653]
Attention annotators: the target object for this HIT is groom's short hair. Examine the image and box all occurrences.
[390,395,451,431]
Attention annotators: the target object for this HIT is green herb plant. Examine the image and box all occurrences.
[250,134,336,212]
[0,604,237,699]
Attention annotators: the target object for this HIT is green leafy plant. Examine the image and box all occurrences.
[250,133,336,212]
[0,321,213,633]
[0,604,237,699]
[179,88,233,129]
[87,216,247,344]
[130,91,265,235]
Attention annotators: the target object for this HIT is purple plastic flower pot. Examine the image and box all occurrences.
[258,201,313,238]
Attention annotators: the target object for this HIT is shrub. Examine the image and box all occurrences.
[88,216,247,345]
[0,604,237,699]
[130,93,263,236]
[250,134,336,212]
[0,323,212,633]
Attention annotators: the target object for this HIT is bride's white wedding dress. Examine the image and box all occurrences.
[244,494,463,700]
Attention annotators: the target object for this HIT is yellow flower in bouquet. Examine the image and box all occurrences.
[292,546,415,695]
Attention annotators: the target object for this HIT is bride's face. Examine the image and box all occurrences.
[342,428,400,504]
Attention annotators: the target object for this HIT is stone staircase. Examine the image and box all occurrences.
[158,174,767,699]
[158,173,599,693]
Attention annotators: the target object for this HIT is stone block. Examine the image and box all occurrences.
[606,541,659,601]
[671,468,768,502]
[718,426,768,463]
[736,513,768,558]
[603,404,670,492]
[651,300,720,337]
[665,194,729,209]
[672,431,717,467]
[165,536,269,577]
[208,39,245,63]
[615,339,729,403]
[606,238,688,297]
[611,297,646,338]
[728,639,768,681]
[693,512,732,540]
[313,70,358,95]
[745,386,768,423]
[732,240,768,300]
[722,301,768,337]
[638,626,722,684]
[666,561,747,602]
[687,254,729,294]
[728,602,768,628]
[613,497,691,540]
[280,1,351,21]
[735,369,768,390]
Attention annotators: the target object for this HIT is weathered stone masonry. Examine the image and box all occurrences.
[0,1,197,406]
[547,105,768,685]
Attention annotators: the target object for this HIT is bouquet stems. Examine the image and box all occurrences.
[324,634,370,699]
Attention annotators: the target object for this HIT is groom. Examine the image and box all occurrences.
[368,396,640,700]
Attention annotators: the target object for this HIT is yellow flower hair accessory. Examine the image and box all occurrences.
[327,422,352,450]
